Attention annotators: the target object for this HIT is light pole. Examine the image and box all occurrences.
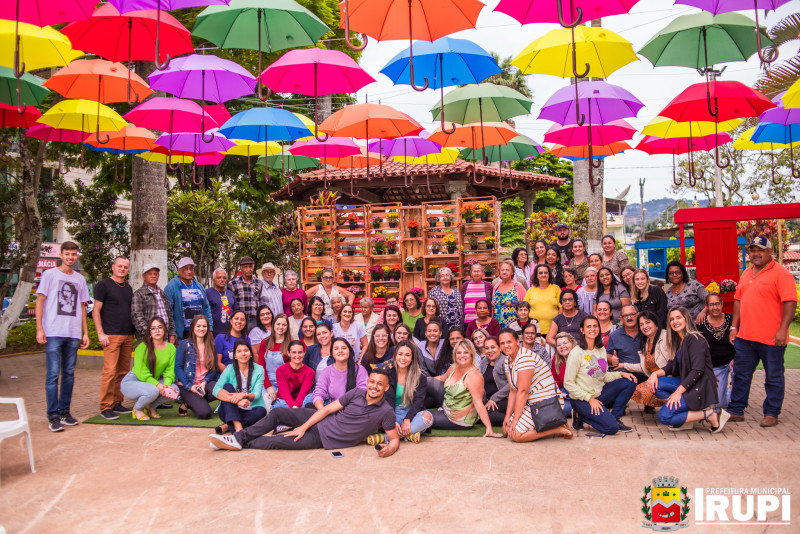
[639,177,646,242]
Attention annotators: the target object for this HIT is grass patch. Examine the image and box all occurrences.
[756,343,800,370]
[790,322,800,339]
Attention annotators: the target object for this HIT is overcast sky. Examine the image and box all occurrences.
[348,0,798,203]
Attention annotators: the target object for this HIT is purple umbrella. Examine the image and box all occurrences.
[125,97,218,134]
[156,130,235,153]
[288,137,361,186]
[539,80,644,126]
[758,106,800,126]
[367,132,442,186]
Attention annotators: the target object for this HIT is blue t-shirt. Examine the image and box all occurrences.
[206,287,236,337]
[606,327,642,365]
[180,281,204,331]
[215,333,242,367]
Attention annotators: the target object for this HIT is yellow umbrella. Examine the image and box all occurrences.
[136,151,195,164]
[733,126,800,151]
[38,99,128,134]
[642,116,742,139]
[512,26,637,79]
[782,78,800,109]
[394,147,460,165]
[292,112,316,141]
[0,21,83,72]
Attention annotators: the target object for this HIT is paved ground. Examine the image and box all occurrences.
[0,353,798,533]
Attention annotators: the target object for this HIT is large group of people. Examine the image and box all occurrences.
[34,230,797,457]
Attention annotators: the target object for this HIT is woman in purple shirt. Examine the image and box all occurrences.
[312,338,367,409]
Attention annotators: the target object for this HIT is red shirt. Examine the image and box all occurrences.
[734,259,797,345]
[275,363,315,407]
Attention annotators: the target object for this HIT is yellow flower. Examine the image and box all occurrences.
[706,282,720,293]
[584,355,591,361]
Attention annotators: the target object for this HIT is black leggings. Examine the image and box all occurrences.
[431,409,475,430]
[178,382,217,419]
[235,407,324,450]
[486,398,507,426]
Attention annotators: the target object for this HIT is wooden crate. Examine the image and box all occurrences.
[365,203,403,232]
[301,234,336,258]
[422,200,459,230]
[299,206,335,233]
[458,196,498,226]
[334,205,367,232]
[300,256,335,289]
[400,206,424,239]
[368,280,401,300]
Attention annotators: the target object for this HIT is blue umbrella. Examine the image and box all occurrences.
[751,122,800,145]
[218,106,311,182]
[380,37,501,133]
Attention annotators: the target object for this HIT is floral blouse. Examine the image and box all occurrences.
[666,280,708,320]
[429,285,464,332]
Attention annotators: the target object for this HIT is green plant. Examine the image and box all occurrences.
[5,319,101,352]
[468,233,478,246]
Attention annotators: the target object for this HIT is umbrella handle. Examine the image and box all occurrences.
[350,178,359,197]
[407,19,429,92]
[770,150,780,185]
[154,4,171,71]
[706,94,718,118]
[80,146,86,169]
[570,27,589,78]
[557,0,582,29]
[257,82,271,102]
[589,166,601,191]
[790,147,800,179]
[754,7,777,65]
[95,124,111,145]
[58,154,70,175]
[688,151,703,185]
[574,82,585,126]
[342,0,368,52]
[499,174,508,195]
[714,145,730,169]
[672,153,681,186]
[473,164,485,184]
[314,124,329,143]
[15,74,27,114]
[118,155,127,183]
[193,163,203,186]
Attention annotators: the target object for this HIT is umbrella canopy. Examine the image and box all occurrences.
[430,83,532,124]
[674,0,792,15]
[109,0,231,11]
[0,0,95,26]
[368,134,442,158]
[44,59,153,104]
[137,150,195,164]
[261,48,375,95]
[538,80,644,125]
[319,103,423,140]
[495,0,640,25]
[84,125,157,152]
[288,137,361,158]
[638,12,772,70]
[641,116,742,138]
[460,135,545,161]
[544,119,636,146]
[322,149,385,169]
[380,37,501,89]
[218,107,312,142]
[751,122,800,145]
[0,21,83,72]
[550,141,629,158]
[635,133,732,154]
[0,103,42,128]
[37,99,128,133]
[156,131,236,153]
[193,0,329,53]
[0,66,49,107]
[125,97,218,134]
[512,26,637,78]
[196,152,226,165]
[258,152,319,171]
[148,53,257,103]
[782,77,800,109]
[26,124,88,143]
[660,80,775,123]
[428,121,520,149]
[395,147,460,165]
[757,106,800,126]
[62,4,193,63]
[733,126,799,150]
[225,139,282,156]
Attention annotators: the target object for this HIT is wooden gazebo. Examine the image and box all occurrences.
[271,159,565,204]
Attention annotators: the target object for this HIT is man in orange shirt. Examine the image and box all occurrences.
[722,237,797,428]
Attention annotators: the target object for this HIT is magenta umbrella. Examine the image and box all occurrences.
[196,152,225,165]
[367,131,442,186]
[288,136,362,186]
[261,48,375,142]
[155,130,235,153]
[124,97,218,134]
[495,0,640,27]
[25,123,90,175]
[544,119,636,146]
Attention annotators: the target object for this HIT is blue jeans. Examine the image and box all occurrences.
[218,384,267,427]
[654,376,690,426]
[45,337,80,420]
[713,363,732,412]
[272,393,314,410]
[570,377,636,435]
[729,338,786,417]
[394,405,433,434]
[560,387,572,418]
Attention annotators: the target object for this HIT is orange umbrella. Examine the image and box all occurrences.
[340,0,484,92]
[84,125,157,152]
[428,121,520,149]
[550,141,630,159]
[44,58,153,105]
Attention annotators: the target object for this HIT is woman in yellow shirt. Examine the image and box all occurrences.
[524,264,562,335]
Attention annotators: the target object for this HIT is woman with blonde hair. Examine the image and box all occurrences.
[631,268,668,328]
[551,332,577,418]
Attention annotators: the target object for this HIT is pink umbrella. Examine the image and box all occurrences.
[261,48,376,141]
[204,104,231,127]
[155,131,235,153]
[196,152,225,165]
[288,137,362,188]
[124,97,218,134]
[25,123,90,174]
[494,0,640,27]
[544,119,636,146]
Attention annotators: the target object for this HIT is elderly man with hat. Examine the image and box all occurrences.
[259,262,284,324]
[165,257,213,340]
[721,236,797,428]
[131,263,176,343]
[228,256,264,331]
[551,222,574,266]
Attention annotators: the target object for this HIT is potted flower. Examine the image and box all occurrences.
[429,265,439,278]
[468,233,478,250]
[430,240,441,254]
[346,244,356,256]
[446,263,459,276]
[462,207,475,223]
[464,258,479,270]
[387,213,399,228]
[484,264,493,277]
[369,265,383,281]
[442,208,454,227]
[313,215,325,231]
[346,285,363,297]
[372,285,388,299]
[443,233,458,254]
[427,215,438,227]
[408,220,420,237]
[372,236,386,254]
[386,238,397,254]
[390,264,402,280]
[720,279,738,294]
[353,270,364,281]
[342,269,353,282]
[312,237,325,256]
[346,212,359,230]
[370,215,382,229]
[410,287,424,299]
[382,265,392,280]
[314,267,324,281]
[476,201,493,222]
[404,257,417,272]
[484,235,496,249]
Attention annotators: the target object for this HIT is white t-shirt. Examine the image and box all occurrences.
[333,321,367,362]
[37,267,90,339]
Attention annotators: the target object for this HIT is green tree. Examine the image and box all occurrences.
[232,206,300,275]
[486,53,532,98]
[754,12,800,99]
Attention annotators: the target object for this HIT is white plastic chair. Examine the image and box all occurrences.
[0,397,36,484]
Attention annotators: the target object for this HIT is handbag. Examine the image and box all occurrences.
[528,387,567,433]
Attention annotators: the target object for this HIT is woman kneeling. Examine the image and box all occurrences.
[213,340,267,434]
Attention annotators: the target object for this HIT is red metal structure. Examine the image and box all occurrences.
[674,204,800,311]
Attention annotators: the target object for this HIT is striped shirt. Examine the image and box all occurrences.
[576,287,597,316]
[504,347,560,405]
[463,281,489,323]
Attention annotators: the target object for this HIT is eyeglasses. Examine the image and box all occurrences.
[561,297,574,302]
[668,271,682,276]
[150,326,165,331]
[621,313,638,319]
[322,276,334,280]
[708,302,723,307]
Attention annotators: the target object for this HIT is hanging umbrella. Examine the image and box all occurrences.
[430,83,532,125]
[257,152,319,180]
[196,152,225,165]
[137,150,195,164]
[675,0,793,64]
[544,119,636,146]
[85,125,157,181]
[550,141,629,158]
[538,80,644,125]
[380,37,501,132]
[750,116,800,178]
[782,78,800,109]
[44,59,153,104]
[321,148,384,168]
[289,137,361,158]
[62,4,193,103]
[156,131,236,154]
[26,124,88,143]
[339,0,484,91]
[460,135,544,161]
[429,121,519,148]
[38,99,128,133]
[193,0,330,101]
[261,48,375,141]
[108,1,231,70]
[641,116,742,138]
[396,147,461,165]
[225,138,281,177]
[734,126,797,185]
[636,133,732,186]
[495,0,640,26]
[124,97,218,134]
[0,66,48,107]
[367,132,442,186]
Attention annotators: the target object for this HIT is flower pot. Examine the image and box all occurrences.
[354,276,362,281]
[375,249,384,255]
[348,222,357,230]
[409,228,418,237]
[388,248,397,255]
[347,250,354,256]
[432,249,439,255]
[389,222,397,228]
[444,221,452,228]
[416,266,423,272]
[315,225,322,231]
[464,217,474,224]
[343,276,351,282]
[371,274,381,282]
[393,274,401,281]
[480,215,489,222]
[373,222,381,229]
[470,244,478,251]
[447,246,457,254]
[429,221,437,227]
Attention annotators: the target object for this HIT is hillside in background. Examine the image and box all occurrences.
[624,198,709,227]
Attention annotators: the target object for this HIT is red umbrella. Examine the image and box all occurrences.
[0,102,41,128]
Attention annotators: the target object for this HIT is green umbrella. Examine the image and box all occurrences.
[460,135,545,162]
[192,0,330,100]
[257,151,319,175]
[638,12,772,71]
[0,66,49,107]
[429,83,532,125]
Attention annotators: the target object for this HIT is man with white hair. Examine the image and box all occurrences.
[206,268,237,337]
[260,262,284,322]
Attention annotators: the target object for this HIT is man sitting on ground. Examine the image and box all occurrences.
[209,367,401,457]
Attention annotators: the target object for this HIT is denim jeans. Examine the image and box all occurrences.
[120,371,178,411]
[729,338,786,417]
[570,377,636,435]
[45,337,80,420]
[654,376,690,426]
[217,384,267,427]
[713,363,732,412]
[560,387,572,418]
[393,405,433,435]
[272,392,314,410]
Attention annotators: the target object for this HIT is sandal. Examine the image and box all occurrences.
[405,432,421,444]
[145,407,161,419]
[178,404,188,417]
[366,433,385,446]
[132,411,150,421]
[706,407,728,434]
[560,424,573,439]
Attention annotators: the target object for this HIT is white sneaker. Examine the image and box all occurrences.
[209,433,242,451]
